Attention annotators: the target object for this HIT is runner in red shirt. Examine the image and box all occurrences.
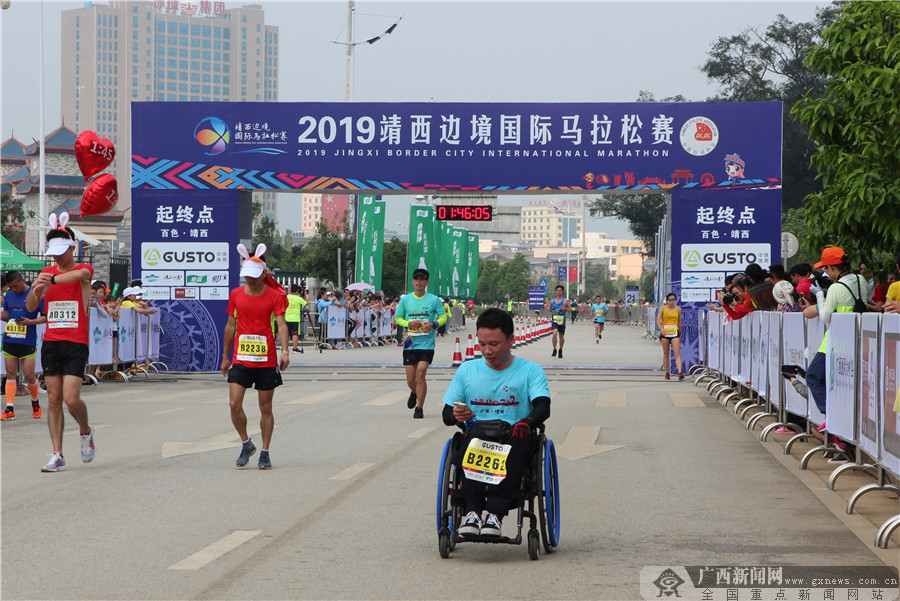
[221,244,289,469]
[26,213,95,473]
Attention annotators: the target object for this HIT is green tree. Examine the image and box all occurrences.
[700,6,839,211]
[1,191,33,248]
[297,217,355,287]
[381,237,407,297]
[496,253,532,301]
[792,1,900,259]
[586,193,666,256]
[475,259,501,304]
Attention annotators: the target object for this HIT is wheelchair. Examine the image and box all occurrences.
[435,424,560,560]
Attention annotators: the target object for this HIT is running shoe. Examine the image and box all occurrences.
[236,440,256,467]
[413,407,424,419]
[595,338,599,344]
[551,349,557,357]
[41,452,66,472]
[1,408,15,421]
[664,373,670,380]
[774,427,794,434]
[831,439,849,452]
[827,453,848,464]
[32,401,42,419]
[258,451,272,470]
[558,350,563,359]
[407,391,417,409]
[458,511,481,537]
[81,426,96,463]
[816,422,827,433]
[599,333,602,340]
[481,513,502,537]
[678,373,685,381]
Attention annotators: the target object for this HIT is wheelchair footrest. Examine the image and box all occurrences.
[455,533,522,545]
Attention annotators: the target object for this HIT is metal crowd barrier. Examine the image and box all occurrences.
[693,309,900,548]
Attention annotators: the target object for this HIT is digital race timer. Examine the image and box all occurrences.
[434,205,494,221]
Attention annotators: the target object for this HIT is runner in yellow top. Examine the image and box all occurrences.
[285,285,308,352]
[655,292,683,380]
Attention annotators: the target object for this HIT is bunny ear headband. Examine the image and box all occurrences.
[237,243,268,278]
[45,213,77,256]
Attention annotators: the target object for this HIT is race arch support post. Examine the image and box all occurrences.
[668,188,781,373]
[131,189,247,372]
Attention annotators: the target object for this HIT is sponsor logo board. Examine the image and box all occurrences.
[681,243,771,271]
[141,271,185,286]
[681,272,726,288]
[185,271,229,287]
[141,287,172,300]
[173,287,200,299]
[141,242,229,270]
[200,287,229,301]
[681,288,713,302]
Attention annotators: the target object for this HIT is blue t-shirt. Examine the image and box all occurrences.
[591,302,608,323]
[443,357,550,425]
[2,287,44,346]
[396,292,444,350]
[315,298,334,315]
[550,298,567,326]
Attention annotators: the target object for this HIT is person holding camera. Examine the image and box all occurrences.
[772,280,802,312]
[800,247,867,457]
[720,274,752,320]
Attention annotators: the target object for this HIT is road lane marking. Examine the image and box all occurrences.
[284,390,344,405]
[361,391,404,406]
[596,391,627,407]
[407,427,436,439]
[162,427,261,458]
[127,390,219,404]
[669,392,705,407]
[329,462,375,480]
[555,426,624,460]
[152,407,188,415]
[167,530,261,570]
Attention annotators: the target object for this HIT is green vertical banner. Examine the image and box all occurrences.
[466,232,479,299]
[407,205,437,292]
[440,221,454,298]
[431,218,445,296]
[355,195,384,289]
[450,226,467,299]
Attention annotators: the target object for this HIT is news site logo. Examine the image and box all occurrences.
[194,117,230,155]
[680,116,719,156]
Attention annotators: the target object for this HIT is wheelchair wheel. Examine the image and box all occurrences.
[528,528,541,560]
[537,437,560,553]
[436,437,460,556]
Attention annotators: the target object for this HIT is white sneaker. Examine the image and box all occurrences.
[81,426,95,463]
[481,512,502,537]
[457,511,482,537]
[41,452,66,472]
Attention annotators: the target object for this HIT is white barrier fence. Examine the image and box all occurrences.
[694,310,900,548]
[315,305,467,349]
[1,307,164,381]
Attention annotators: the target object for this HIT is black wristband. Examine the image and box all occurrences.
[50,275,57,285]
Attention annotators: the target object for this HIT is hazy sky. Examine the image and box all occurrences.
[1,0,830,237]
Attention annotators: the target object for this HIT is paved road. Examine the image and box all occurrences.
[2,320,895,600]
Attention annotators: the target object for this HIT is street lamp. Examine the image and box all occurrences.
[332,1,403,102]
[549,203,573,299]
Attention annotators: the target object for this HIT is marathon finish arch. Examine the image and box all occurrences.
[131,101,781,371]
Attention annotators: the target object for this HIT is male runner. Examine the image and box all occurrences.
[442,308,551,537]
[394,268,447,419]
[221,244,289,469]
[2,271,46,421]
[546,285,570,359]
[285,284,307,352]
[591,295,609,343]
[26,213,95,472]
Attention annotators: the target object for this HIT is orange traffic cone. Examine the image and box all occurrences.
[465,335,475,361]
[451,337,463,367]
[473,338,482,359]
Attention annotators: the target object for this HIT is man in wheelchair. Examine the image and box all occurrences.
[441,308,551,538]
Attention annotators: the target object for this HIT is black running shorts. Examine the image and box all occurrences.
[41,340,89,377]
[227,364,283,390]
[403,349,435,366]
